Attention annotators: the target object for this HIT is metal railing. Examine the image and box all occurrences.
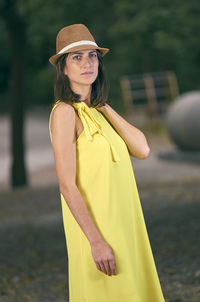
[120,71,179,117]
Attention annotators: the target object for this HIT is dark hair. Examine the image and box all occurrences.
[51,50,110,108]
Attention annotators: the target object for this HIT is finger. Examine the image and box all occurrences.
[99,261,106,274]
[95,261,101,271]
[104,260,111,276]
[110,259,116,275]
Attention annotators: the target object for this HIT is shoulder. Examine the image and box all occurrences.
[52,101,75,115]
[50,101,76,131]
[51,101,76,122]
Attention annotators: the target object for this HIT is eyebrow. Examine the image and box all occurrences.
[70,50,97,55]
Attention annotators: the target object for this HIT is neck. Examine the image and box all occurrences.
[71,83,92,106]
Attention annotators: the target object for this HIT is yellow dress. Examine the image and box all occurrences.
[49,100,166,302]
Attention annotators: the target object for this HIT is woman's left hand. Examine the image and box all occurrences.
[96,104,108,112]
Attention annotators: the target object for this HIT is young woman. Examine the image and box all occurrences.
[49,24,166,302]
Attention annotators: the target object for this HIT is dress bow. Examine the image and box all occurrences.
[72,102,120,162]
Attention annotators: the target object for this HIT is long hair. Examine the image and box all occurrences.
[51,50,110,108]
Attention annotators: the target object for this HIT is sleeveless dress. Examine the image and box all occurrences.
[49,100,166,302]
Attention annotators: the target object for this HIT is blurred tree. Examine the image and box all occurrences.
[1,0,200,110]
[109,0,200,92]
[0,0,28,188]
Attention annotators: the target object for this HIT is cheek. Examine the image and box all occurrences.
[64,68,67,76]
[64,58,76,76]
[64,62,77,78]
[64,64,69,76]
[94,61,99,74]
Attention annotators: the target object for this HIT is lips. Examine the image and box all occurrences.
[81,72,94,75]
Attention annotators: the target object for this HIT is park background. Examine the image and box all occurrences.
[0,0,200,301]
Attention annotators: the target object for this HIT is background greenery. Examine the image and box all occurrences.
[0,0,200,111]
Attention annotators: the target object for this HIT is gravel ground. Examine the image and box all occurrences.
[0,179,200,302]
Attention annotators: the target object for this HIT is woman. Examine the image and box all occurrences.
[49,24,166,302]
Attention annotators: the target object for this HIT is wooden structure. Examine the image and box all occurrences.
[120,71,179,117]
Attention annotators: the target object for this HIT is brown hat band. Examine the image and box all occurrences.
[58,40,98,55]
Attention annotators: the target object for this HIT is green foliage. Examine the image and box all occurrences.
[109,0,200,93]
[0,0,200,110]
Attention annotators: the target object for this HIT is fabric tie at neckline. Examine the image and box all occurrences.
[72,101,120,162]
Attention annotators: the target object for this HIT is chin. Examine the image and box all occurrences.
[82,78,97,85]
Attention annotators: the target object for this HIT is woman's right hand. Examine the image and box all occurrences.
[90,240,117,276]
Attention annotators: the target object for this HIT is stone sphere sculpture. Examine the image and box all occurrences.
[165,91,200,151]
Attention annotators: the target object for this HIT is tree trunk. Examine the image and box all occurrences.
[1,0,28,188]
[10,29,28,188]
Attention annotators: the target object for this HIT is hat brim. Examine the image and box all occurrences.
[49,45,109,66]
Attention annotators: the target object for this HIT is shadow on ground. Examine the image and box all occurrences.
[0,181,200,302]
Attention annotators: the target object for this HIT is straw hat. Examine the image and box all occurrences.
[49,24,110,66]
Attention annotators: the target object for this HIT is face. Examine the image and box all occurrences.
[64,49,99,89]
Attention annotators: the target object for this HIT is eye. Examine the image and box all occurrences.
[73,55,81,60]
[90,52,97,58]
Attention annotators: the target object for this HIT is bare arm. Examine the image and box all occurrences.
[50,102,103,245]
[97,104,150,159]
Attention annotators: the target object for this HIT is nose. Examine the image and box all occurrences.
[82,55,92,68]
